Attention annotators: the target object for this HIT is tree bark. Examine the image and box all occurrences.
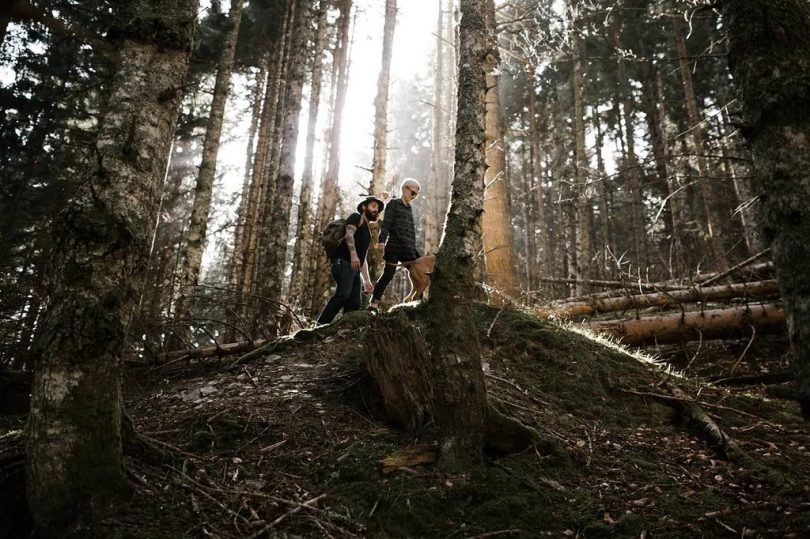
[424,0,489,470]
[671,8,729,272]
[369,0,397,198]
[175,0,244,335]
[424,0,444,257]
[310,0,354,316]
[260,0,312,309]
[25,1,196,533]
[724,0,810,417]
[288,0,328,307]
[528,72,551,284]
[481,0,519,304]
[229,61,268,297]
[570,3,593,294]
[238,1,294,317]
[614,19,647,274]
[368,0,398,281]
[586,303,785,346]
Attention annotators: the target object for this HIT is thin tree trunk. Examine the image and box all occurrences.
[656,70,686,275]
[724,0,810,417]
[592,112,612,279]
[520,113,535,290]
[481,0,519,304]
[369,0,397,197]
[175,0,244,334]
[288,0,328,307]
[425,0,489,470]
[368,0,398,281]
[260,0,312,311]
[572,9,592,294]
[615,21,647,273]
[424,0,444,256]
[528,74,551,283]
[310,0,354,316]
[238,1,293,314]
[672,9,729,272]
[25,1,196,532]
[229,60,268,294]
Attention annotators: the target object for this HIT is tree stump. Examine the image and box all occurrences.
[361,313,435,432]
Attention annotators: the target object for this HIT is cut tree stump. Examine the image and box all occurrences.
[361,312,436,432]
[585,303,785,346]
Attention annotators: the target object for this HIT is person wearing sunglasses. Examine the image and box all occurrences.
[369,178,422,310]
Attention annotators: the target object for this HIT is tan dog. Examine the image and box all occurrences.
[400,254,435,302]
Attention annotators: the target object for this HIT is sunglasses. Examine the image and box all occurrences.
[405,187,420,197]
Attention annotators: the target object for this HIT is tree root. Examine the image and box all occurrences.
[658,382,784,485]
[121,412,178,466]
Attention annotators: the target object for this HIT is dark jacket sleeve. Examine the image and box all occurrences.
[379,200,397,244]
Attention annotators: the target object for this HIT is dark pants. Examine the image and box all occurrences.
[317,258,362,324]
[372,251,416,302]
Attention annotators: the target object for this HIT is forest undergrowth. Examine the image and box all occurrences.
[2,305,809,538]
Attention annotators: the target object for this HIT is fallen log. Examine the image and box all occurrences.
[536,280,779,319]
[584,303,785,346]
[150,338,269,364]
[534,276,687,292]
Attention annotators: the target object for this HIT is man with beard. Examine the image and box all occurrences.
[316,196,384,324]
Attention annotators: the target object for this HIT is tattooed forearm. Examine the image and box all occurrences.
[345,224,358,258]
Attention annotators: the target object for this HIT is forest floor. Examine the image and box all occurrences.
[2,304,810,538]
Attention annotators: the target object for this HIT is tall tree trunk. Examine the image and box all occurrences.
[368,0,398,281]
[424,0,444,256]
[369,0,397,197]
[724,0,810,417]
[229,61,268,294]
[174,0,244,335]
[425,0,488,470]
[672,9,729,273]
[592,111,612,280]
[614,20,647,274]
[655,69,686,275]
[260,0,313,310]
[528,74,551,283]
[571,7,592,294]
[26,1,196,533]
[288,0,328,307]
[481,0,519,304]
[310,0,353,316]
[519,116,535,290]
[238,1,293,318]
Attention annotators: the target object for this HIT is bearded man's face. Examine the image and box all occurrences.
[364,202,380,221]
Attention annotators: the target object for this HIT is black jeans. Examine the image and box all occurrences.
[372,251,416,302]
[317,258,362,324]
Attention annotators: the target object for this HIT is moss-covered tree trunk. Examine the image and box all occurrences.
[26,0,197,533]
[724,0,810,417]
[425,0,489,470]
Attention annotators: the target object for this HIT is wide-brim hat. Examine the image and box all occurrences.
[357,196,385,213]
